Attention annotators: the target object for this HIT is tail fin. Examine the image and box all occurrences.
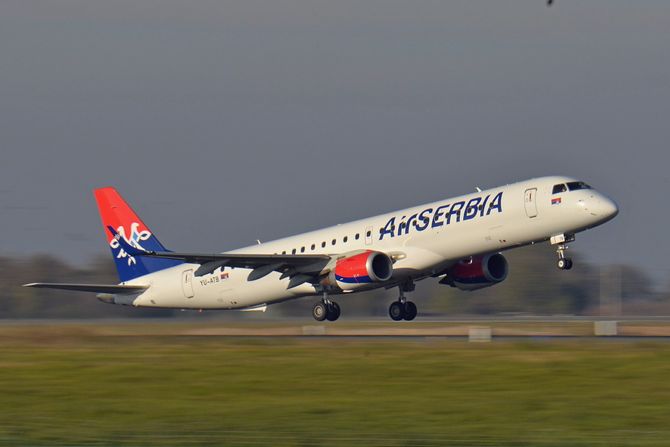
[94,187,183,282]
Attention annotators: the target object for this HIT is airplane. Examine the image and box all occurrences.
[25,176,618,321]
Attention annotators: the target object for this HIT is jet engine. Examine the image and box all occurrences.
[441,253,508,291]
[322,250,393,291]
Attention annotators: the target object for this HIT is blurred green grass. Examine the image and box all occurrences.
[1,330,670,446]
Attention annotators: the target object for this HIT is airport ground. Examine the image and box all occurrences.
[1,320,670,446]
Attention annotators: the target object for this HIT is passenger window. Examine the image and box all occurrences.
[321,241,326,248]
[300,247,305,253]
[552,184,567,194]
[291,249,296,255]
[567,181,591,191]
[311,244,315,250]
[343,236,348,243]
[367,230,372,237]
[282,251,286,255]
[355,233,360,240]
[332,239,336,246]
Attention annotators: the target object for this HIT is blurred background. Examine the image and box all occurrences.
[1,0,669,319]
[2,245,665,318]
[2,4,670,446]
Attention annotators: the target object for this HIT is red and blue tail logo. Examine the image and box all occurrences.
[94,187,183,283]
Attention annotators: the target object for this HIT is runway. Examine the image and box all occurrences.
[2,317,670,339]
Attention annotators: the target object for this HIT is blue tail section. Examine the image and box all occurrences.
[94,187,183,283]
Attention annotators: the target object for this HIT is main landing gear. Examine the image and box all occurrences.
[389,282,417,321]
[551,234,575,270]
[312,292,341,322]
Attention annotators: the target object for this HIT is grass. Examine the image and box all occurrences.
[0,326,670,446]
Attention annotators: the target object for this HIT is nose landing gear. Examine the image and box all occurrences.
[551,234,575,270]
[557,256,573,270]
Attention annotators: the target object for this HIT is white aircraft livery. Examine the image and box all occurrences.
[25,176,618,321]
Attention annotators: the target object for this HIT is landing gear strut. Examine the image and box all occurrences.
[312,292,340,322]
[551,234,575,270]
[389,282,417,321]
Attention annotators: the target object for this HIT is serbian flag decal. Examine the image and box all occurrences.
[551,197,562,205]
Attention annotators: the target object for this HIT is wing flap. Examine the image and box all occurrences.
[23,283,149,295]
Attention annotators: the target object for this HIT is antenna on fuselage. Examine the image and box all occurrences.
[475,187,482,193]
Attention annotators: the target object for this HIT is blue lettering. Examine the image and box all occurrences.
[404,214,418,235]
[415,208,433,232]
[447,201,465,224]
[479,194,490,217]
[398,216,407,235]
[432,204,450,228]
[380,192,502,240]
[464,197,482,220]
[379,217,396,240]
[487,192,503,215]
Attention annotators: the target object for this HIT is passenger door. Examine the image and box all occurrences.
[181,269,195,298]
[524,188,538,218]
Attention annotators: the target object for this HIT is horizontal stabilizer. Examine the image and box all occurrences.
[23,283,149,295]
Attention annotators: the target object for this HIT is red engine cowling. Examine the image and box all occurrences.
[323,250,393,291]
[443,253,508,291]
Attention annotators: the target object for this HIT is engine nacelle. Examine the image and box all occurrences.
[323,250,393,291]
[442,253,508,291]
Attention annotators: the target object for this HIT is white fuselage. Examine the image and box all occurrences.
[121,176,617,310]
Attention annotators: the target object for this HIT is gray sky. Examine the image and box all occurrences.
[1,1,668,281]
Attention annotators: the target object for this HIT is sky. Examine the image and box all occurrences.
[0,1,668,281]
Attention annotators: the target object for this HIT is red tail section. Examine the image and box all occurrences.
[94,187,181,282]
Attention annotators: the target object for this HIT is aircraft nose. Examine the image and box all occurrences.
[587,195,619,220]
[602,196,619,219]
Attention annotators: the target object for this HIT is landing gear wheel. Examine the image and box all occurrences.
[403,301,417,321]
[326,302,341,321]
[557,258,573,270]
[552,235,576,271]
[389,301,405,321]
[312,302,328,321]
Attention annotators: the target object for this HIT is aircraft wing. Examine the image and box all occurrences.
[108,226,332,284]
[23,283,149,294]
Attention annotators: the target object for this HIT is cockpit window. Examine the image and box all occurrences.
[567,181,592,191]
[552,184,567,194]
